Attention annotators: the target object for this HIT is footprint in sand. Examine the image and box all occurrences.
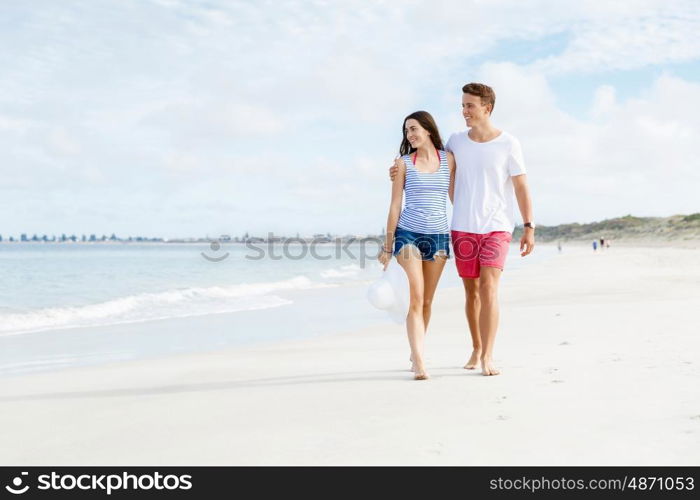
[691,415,700,421]
[559,341,570,346]
[497,415,509,421]
[551,379,565,384]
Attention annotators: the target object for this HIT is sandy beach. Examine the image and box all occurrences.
[1,243,698,465]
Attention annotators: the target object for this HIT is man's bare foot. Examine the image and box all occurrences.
[481,358,501,376]
[463,349,482,369]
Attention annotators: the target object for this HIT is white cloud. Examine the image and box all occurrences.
[0,114,33,133]
[531,1,700,74]
[591,85,616,118]
[47,127,81,156]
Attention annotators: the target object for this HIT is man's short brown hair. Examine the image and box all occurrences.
[462,82,496,114]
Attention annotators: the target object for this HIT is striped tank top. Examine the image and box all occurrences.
[397,149,450,234]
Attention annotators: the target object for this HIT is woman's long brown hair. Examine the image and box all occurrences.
[399,111,444,156]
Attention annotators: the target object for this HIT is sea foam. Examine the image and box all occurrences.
[0,276,324,336]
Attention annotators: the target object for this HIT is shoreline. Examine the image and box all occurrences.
[0,243,562,376]
[0,282,390,378]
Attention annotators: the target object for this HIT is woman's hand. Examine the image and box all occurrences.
[378,247,392,270]
[389,157,402,181]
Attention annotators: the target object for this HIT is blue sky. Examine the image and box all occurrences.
[1,0,699,238]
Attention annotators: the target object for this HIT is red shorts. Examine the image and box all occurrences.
[451,230,512,279]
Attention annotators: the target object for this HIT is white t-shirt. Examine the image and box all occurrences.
[446,130,526,234]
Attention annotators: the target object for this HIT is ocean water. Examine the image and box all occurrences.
[0,241,378,335]
[0,241,558,375]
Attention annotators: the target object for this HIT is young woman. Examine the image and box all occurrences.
[379,111,455,380]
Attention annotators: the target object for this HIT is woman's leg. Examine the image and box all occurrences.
[421,254,448,332]
[396,246,428,379]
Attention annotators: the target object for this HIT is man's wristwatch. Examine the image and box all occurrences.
[524,222,536,230]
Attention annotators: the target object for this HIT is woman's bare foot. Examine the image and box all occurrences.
[481,357,501,376]
[412,361,429,380]
[463,349,482,369]
[413,369,429,380]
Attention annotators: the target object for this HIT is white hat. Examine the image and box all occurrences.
[366,259,409,324]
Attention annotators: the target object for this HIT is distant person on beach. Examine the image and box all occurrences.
[557,241,562,253]
[600,237,605,249]
[379,111,456,381]
[389,83,535,376]
[593,240,598,251]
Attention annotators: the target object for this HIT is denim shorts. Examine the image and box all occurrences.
[393,227,451,261]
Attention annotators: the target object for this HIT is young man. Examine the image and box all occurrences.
[390,83,535,376]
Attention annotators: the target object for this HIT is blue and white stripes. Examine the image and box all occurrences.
[397,150,450,234]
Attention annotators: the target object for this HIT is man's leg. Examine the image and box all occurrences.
[478,266,503,376]
[462,277,481,369]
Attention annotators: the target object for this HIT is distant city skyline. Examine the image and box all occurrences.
[3,210,697,243]
[1,0,699,238]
